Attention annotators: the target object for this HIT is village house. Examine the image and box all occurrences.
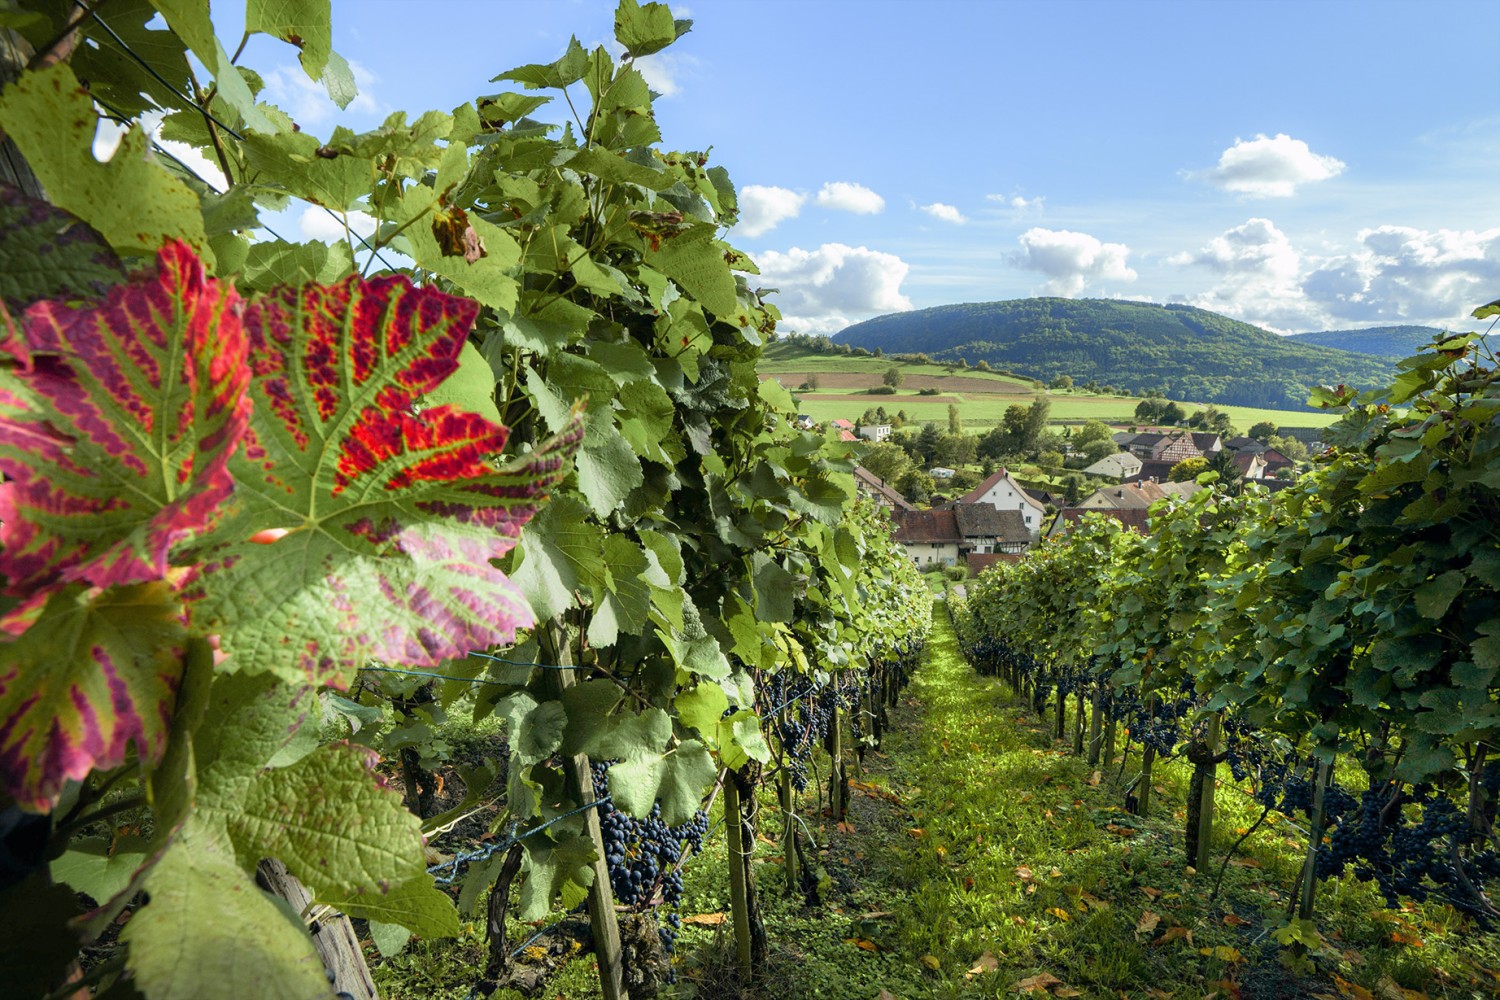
[853,466,914,511]
[891,508,961,567]
[792,414,815,430]
[1125,430,1217,464]
[1077,479,1201,511]
[1081,450,1143,479]
[857,422,892,443]
[1047,506,1153,538]
[953,503,1031,554]
[959,467,1048,539]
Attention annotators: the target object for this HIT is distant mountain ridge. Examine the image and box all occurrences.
[1286,325,1452,357]
[834,298,1396,411]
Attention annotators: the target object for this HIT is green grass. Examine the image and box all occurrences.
[764,343,1340,432]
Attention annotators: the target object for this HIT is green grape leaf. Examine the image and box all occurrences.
[0,582,185,810]
[517,829,596,921]
[509,495,608,622]
[216,743,426,900]
[613,0,692,58]
[328,875,460,939]
[1413,570,1465,619]
[675,683,728,743]
[605,739,715,824]
[644,223,742,321]
[186,273,582,686]
[0,63,208,257]
[246,0,333,78]
[0,241,249,630]
[717,710,771,771]
[0,184,124,311]
[121,832,334,1000]
[49,834,151,907]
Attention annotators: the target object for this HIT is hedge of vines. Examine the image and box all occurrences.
[951,315,1500,939]
[0,2,928,997]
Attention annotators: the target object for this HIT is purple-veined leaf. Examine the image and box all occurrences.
[0,581,186,810]
[0,241,250,633]
[186,273,582,687]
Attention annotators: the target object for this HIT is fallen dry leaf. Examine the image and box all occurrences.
[846,938,879,952]
[1199,945,1245,963]
[1136,910,1161,936]
[1046,907,1071,922]
[1332,975,1375,1000]
[877,991,900,1000]
[920,954,941,971]
[1056,989,1083,998]
[1140,886,1162,899]
[1157,926,1194,946]
[1012,972,1062,994]
[1222,914,1251,927]
[967,951,1000,979]
[1228,857,1262,869]
[1015,865,1035,881]
[683,912,725,926]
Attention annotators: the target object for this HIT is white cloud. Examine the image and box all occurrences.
[1301,225,1500,325]
[1172,218,1308,330]
[1012,228,1136,296]
[262,61,380,128]
[815,181,885,215]
[921,202,967,224]
[736,185,805,237]
[634,51,688,97]
[1198,133,1345,198]
[987,192,1045,215]
[298,206,378,243]
[755,242,911,334]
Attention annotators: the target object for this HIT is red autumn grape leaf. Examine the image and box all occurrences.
[0,241,250,633]
[0,581,186,810]
[185,272,581,686]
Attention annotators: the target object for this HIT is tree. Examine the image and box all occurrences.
[1022,397,1052,453]
[1160,401,1186,425]
[1050,374,1074,390]
[938,433,977,467]
[977,425,1010,462]
[1038,450,1065,469]
[1134,396,1165,424]
[1267,433,1309,462]
[1169,457,1209,481]
[1248,420,1278,442]
[974,359,991,372]
[800,373,820,390]
[1072,419,1115,453]
[1063,474,1086,505]
[1082,439,1118,465]
[915,422,943,464]
[1001,404,1029,453]
[948,403,963,435]
[861,442,913,484]
[883,366,904,389]
[896,469,934,504]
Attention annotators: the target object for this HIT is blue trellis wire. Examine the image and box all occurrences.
[427,797,609,886]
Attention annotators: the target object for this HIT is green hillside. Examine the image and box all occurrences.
[1286,325,1452,357]
[834,298,1396,411]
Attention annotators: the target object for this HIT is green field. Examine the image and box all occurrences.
[762,344,1340,432]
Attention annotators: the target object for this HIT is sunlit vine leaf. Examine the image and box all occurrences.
[0,242,249,632]
[187,273,582,686]
[0,185,124,311]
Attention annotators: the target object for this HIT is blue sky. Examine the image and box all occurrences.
[220,0,1499,335]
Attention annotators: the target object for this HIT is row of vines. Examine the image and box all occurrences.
[0,2,928,997]
[950,317,1500,951]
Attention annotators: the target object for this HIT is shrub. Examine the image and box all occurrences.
[868,385,897,395]
[917,387,940,396]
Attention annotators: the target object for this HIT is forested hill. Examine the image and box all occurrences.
[1286,325,1451,357]
[834,298,1395,410]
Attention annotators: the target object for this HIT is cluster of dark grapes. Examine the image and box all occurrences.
[1109,686,1193,757]
[589,761,709,952]
[760,673,836,791]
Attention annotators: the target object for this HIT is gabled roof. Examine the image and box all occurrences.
[839,430,857,441]
[959,467,1044,509]
[953,503,1029,543]
[831,418,854,430]
[1191,432,1222,451]
[892,508,961,545]
[1223,436,1266,453]
[853,466,915,510]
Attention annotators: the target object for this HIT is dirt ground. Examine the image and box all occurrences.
[765,372,1033,394]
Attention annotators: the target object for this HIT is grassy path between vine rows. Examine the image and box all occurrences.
[671,596,1500,1000]
[378,597,1500,999]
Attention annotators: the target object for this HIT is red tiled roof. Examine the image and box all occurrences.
[892,508,961,545]
[831,419,854,430]
[853,466,915,510]
[967,552,1022,576]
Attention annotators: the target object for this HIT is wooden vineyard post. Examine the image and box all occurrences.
[255,860,377,1000]
[826,705,848,821]
[1054,684,1066,742]
[1073,688,1087,756]
[779,769,799,894]
[1087,685,1106,766]
[1186,713,1222,869]
[1296,757,1335,921]
[1131,694,1160,816]
[723,774,753,979]
[537,624,626,1000]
